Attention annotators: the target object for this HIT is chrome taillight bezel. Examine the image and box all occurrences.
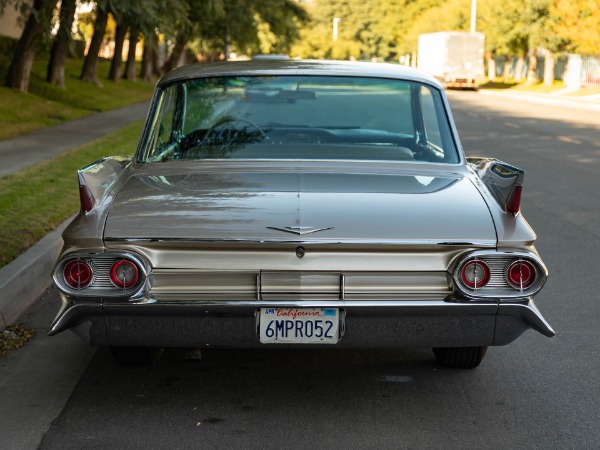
[452,250,547,300]
[53,250,150,297]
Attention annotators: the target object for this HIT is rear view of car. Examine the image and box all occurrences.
[50,60,553,368]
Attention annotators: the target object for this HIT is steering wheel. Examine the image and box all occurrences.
[203,117,266,143]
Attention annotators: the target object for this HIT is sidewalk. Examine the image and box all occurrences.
[0,101,149,329]
[478,88,600,112]
[0,101,149,178]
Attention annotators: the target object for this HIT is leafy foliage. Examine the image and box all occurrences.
[292,0,600,60]
[549,0,600,54]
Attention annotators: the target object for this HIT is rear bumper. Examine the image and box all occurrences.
[49,295,554,348]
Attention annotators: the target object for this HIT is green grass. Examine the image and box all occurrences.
[0,58,154,140]
[0,120,143,269]
[0,88,86,139]
[512,79,565,93]
[480,78,566,94]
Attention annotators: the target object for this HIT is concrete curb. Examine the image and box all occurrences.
[0,217,73,331]
[478,90,600,112]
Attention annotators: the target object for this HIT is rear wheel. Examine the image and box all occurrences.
[110,346,164,365]
[432,346,487,369]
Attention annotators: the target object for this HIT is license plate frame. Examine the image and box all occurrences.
[259,307,340,344]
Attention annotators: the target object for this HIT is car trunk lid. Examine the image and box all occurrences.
[104,169,496,245]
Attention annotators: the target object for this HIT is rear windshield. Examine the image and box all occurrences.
[139,75,459,164]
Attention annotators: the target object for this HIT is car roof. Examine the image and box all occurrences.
[157,59,443,89]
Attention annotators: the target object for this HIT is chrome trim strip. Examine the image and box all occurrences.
[104,237,497,247]
[257,272,262,300]
[128,298,487,307]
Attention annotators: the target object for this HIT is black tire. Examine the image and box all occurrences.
[432,346,487,369]
[110,346,164,365]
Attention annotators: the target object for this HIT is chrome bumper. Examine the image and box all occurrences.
[49,294,555,348]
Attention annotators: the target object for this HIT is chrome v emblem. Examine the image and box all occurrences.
[267,226,334,235]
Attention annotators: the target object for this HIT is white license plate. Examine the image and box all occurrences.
[259,308,340,344]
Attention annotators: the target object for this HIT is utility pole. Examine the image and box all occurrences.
[332,17,341,42]
[470,0,477,33]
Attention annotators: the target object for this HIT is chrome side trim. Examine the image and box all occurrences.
[104,237,497,247]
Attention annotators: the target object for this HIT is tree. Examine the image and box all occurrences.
[123,25,139,81]
[163,0,308,68]
[164,0,221,71]
[4,0,58,92]
[108,14,129,82]
[46,0,76,87]
[549,0,600,55]
[80,1,109,85]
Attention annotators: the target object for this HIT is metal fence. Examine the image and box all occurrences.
[491,54,600,87]
[580,56,600,86]
[492,55,568,81]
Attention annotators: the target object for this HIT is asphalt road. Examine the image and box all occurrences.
[5,91,600,449]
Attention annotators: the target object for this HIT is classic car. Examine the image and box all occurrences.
[50,60,554,368]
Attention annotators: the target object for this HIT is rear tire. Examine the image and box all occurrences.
[110,346,164,365]
[432,346,487,369]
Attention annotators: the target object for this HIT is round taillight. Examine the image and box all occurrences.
[64,259,93,289]
[506,260,536,290]
[460,259,491,289]
[110,260,139,289]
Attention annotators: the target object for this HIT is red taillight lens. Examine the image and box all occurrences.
[110,260,139,289]
[506,260,536,290]
[506,185,522,215]
[64,259,93,289]
[79,184,94,213]
[460,260,491,289]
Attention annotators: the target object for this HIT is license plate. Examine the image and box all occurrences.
[259,308,340,344]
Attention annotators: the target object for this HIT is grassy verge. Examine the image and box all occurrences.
[480,79,566,94]
[0,58,154,140]
[0,120,143,269]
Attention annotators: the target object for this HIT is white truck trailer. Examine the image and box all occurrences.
[417,32,485,89]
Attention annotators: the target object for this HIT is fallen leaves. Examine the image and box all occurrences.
[0,324,34,358]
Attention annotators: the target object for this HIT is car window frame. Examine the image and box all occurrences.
[137,75,462,165]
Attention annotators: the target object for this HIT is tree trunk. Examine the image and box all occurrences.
[485,52,496,80]
[152,33,162,77]
[514,55,526,82]
[503,55,511,82]
[4,0,47,92]
[526,48,538,85]
[543,48,555,86]
[46,0,76,88]
[164,35,188,72]
[108,20,128,82]
[140,36,154,82]
[124,26,139,81]
[80,5,109,86]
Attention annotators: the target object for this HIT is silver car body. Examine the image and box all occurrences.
[50,61,553,362]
